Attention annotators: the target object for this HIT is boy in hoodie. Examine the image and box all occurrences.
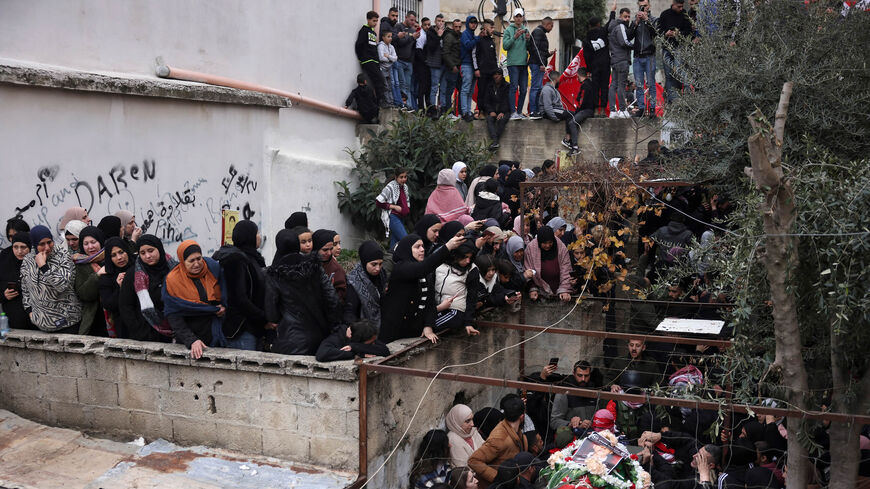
[344,74,378,123]
[472,19,499,119]
[608,8,635,118]
[356,11,385,107]
[540,72,581,155]
[459,15,480,121]
[378,31,398,107]
[441,19,463,117]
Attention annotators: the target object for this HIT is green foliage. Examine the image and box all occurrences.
[335,115,491,236]
[659,0,870,414]
[574,0,606,41]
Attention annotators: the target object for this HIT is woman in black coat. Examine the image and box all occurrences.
[265,247,341,356]
[212,220,267,351]
[118,235,175,342]
[98,237,132,337]
[0,231,36,329]
[471,178,511,228]
[378,232,464,344]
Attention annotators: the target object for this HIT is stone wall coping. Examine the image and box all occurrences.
[0,57,291,107]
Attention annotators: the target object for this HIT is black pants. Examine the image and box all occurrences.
[414,55,430,110]
[486,114,509,142]
[591,66,610,111]
[477,72,494,114]
[568,109,594,146]
[361,62,385,105]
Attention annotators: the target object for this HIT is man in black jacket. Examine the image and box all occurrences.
[564,68,595,151]
[481,71,511,150]
[356,11,385,106]
[659,0,695,102]
[527,17,554,119]
[344,74,379,123]
[582,16,611,115]
[628,0,658,117]
[315,319,389,362]
[472,19,499,117]
[425,14,447,112]
[395,11,420,110]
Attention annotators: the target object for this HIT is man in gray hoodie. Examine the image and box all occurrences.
[608,8,635,118]
[540,72,579,155]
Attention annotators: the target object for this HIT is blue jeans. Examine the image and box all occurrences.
[662,50,682,103]
[460,64,475,115]
[442,69,459,109]
[633,56,656,112]
[390,64,402,106]
[388,213,407,249]
[225,330,257,351]
[507,65,528,114]
[396,59,414,109]
[528,66,544,114]
[429,66,444,107]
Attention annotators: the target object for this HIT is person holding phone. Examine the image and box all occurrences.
[502,8,531,119]
[0,230,36,329]
[434,237,481,338]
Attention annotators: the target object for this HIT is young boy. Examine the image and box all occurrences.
[563,68,595,154]
[481,70,511,150]
[375,168,411,249]
[540,71,580,156]
[344,74,379,123]
[378,31,398,107]
[315,319,389,362]
[355,11,384,106]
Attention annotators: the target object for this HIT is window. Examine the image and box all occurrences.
[392,0,420,18]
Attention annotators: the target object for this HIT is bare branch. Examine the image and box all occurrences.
[773,81,794,149]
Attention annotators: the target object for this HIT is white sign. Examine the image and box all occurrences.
[655,317,725,335]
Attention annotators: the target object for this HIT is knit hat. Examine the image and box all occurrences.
[30,225,53,246]
[592,409,615,432]
[358,240,384,265]
[311,229,337,252]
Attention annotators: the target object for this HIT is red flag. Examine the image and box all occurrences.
[557,49,587,110]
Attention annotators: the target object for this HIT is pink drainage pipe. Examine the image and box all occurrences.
[155,57,362,120]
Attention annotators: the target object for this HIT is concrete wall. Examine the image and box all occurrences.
[0,330,362,472]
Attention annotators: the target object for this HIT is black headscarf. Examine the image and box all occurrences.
[284,211,308,229]
[103,237,132,276]
[437,221,465,245]
[5,218,30,241]
[358,240,384,267]
[272,229,300,266]
[0,232,30,274]
[479,164,497,178]
[97,215,122,239]
[449,242,476,271]
[312,229,337,254]
[393,234,423,264]
[136,234,170,276]
[507,169,527,187]
[414,214,441,252]
[231,220,266,267]
[78,226,107,256]
[536,225,557,261]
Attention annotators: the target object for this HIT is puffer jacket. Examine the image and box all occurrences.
[265,255,341,355]
[527,24,550,67]
[472,191,512,228]
[21,247,81,332]
[442,28,462,70]
[608,20,634,66]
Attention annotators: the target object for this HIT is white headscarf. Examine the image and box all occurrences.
[452,162,467,182]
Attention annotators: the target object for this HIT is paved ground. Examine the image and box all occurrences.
[0,410,355,489]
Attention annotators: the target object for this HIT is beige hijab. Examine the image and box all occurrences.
[446,404,481,440]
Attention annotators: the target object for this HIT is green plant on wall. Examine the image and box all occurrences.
[574,0,606,41]
[336,116,491,237]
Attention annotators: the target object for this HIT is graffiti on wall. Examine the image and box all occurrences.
[6,160,262,255]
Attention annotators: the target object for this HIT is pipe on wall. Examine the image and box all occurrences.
[155,58,362,120]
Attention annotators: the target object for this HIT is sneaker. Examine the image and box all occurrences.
[621,110,632,119]
[489,141,500,150]
[447,113,461,121]
[608,110,620,119]
[509,112,524,120]
[570,146,581,156]
[561,137,572,149]
[463,113,475,122]
[528,112,543,120]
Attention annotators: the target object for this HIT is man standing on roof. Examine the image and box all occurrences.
[356,11,385,107]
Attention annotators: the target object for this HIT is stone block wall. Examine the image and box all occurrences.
[0,331,360,472]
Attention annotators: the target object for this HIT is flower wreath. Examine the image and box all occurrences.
[539,430,651,489]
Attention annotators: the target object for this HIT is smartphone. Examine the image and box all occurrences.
[548,357,559,367]
[511,291,521,298]
[7,281,19,292]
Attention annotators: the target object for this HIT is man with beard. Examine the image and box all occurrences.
[545,361,603,434]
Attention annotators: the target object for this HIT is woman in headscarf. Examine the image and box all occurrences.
[98,237,132,337]
[344,241,387,329]
[471,178,511,228]
[374,168,411,250]
[524,225,573,302]
[20,226,81,333]
[413,214,442,257]
[97,215,122,240]
[163,240,225,359]
[500,169,527,218]
[379,231,464,344]
[446,404,485,468]
[426,169,472,223]
[59,206,91,231]
[271,228,300,266]
[465,164,496,210]
[452,161,469,200]
[74,226,109,336]
[433,238,481,337]
[312,229,347,302]
[512,215,536,245]
[63,219,87,257]
[114,210,141,254]
[118,235,176,342]
[3,218,30,255]
[213,220,267,351]
[264,235,342,356]
[409,430,451,489]
[0,231,36,329]
[474,254,519,310]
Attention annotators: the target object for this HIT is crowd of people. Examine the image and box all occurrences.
[349,0,701,152]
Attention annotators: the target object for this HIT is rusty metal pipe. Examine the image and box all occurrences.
[155,59,362,120]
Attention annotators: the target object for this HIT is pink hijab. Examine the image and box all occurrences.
[426,169,471,223]
[60,207,88,231]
